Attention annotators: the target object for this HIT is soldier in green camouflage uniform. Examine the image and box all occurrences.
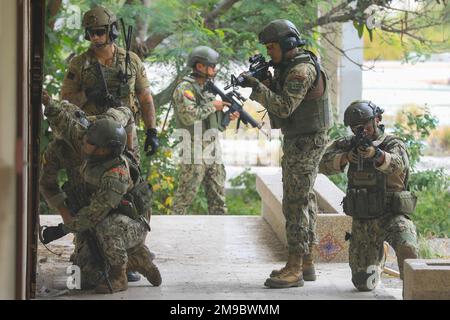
[319,100,419,291]
[61,5,159,160]
[239,20,333,288]
[41,93,161,293]
[171,46,238,215]
[39,105,149,282]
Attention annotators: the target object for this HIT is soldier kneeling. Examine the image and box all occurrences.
[41,94,161,293]
[319,100,419,292]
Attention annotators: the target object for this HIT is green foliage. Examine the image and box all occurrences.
[392,110,438,170]
[418,235,443,259]
[226,169,261,215]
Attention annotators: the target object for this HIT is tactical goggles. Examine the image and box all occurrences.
[87,28,107,37]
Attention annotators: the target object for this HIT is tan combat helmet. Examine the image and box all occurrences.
[82,5,119,43]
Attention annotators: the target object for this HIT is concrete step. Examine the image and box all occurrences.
[36,215,401,300]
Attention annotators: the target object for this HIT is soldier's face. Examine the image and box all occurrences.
[351,118,380,139]
[196,63,217,78]
[81,135,111,156]
[87,27,108,47]
[265,43,282,64]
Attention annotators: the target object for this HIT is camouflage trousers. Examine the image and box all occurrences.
[281,131,328,255]
[172,163,227,215]
[349,214,418,290]
[72,213,148,289]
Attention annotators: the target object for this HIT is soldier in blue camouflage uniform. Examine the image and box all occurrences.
[41,93,161,293]
[240,20,333,288]
[319,100,419,291]
[171,46,238,215]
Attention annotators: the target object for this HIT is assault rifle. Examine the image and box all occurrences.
[204,80,267,136]
[224,54,272,90]
[351,126,374,171]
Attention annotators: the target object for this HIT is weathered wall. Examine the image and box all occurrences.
[0,0,18,300]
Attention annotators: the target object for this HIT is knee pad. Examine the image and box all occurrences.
[352,269,380,292]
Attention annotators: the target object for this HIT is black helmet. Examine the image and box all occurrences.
[86,118,127,156]
[82,5,119,42]
[258,19,306,53]
[344,100,384,127]
[187,46,220,68]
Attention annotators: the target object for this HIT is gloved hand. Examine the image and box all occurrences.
[346,149,359,163]
[357,145,376,159]
[239,72,259,88]
[41,223,67,245]
[144,128,159,156]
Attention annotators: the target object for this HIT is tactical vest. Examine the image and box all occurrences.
[342,136,417,219]
[269,52,332,137]
[80,47,136,115]
[80,154,152,221]
[174,76,224,140]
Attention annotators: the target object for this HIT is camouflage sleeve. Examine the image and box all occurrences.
[64,164,131,233]
[98,106,135,134]
[250,63,316,118]
[44,99,86,154]
[319,137,352,175]
[172,81,216,126]
[132,52,151,92]
[61,55,86,106]
[375,138,408,175]
[39,140,66,209]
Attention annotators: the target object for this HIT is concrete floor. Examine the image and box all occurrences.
[36,215,402,300]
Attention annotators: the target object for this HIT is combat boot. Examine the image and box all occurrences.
[396,244,418,280]
[270,251,316,281]
[265,253,304,288]
[302,253,317,281]
[127,244,162,286]
[95,264,128,294]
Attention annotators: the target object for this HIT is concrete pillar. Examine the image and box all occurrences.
[338,22,363,121]
[0,0,18,300]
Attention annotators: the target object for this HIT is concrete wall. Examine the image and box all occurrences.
[0,1,18,299]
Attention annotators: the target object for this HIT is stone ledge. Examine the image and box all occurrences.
[256,172,351,263]
[404,259,450,300]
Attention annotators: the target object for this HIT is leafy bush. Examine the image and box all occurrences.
[392,108,438,170]
[226,169,261,215]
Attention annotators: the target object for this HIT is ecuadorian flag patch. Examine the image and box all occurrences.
[183,90,195,101]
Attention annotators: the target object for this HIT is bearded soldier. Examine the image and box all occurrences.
[319,100,419,291]
[239,20,333,288]
[61,5,159,160]
[171,46,239,215]
[41,92,161,293]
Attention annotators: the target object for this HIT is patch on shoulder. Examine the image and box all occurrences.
[183,90,195,101]
[108,167,128,177]
[286,80,304,93]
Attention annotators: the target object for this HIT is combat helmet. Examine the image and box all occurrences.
[86,118,127,157]
[344,100,384,127]
[187,46,220,68]
[82,5,119,42]
[258,19,306,53]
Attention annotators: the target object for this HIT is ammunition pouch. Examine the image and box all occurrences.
[387,191,417,216]
[118,180,152,220]
[343,189,417,219]
[343,188,385,219]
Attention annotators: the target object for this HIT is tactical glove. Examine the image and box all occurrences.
[346,149,359,164]
[239,72,259,88]
[144,128,159,156]
[41,223,68,244]
[357,145,376,159]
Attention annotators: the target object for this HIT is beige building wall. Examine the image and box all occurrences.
[0,1,18,299]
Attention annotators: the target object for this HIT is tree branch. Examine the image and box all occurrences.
[204,0,242,28]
